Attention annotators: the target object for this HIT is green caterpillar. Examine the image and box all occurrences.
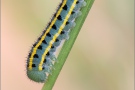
[27,0,86,83]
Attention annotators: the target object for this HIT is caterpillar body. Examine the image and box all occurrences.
[27,0,86,83]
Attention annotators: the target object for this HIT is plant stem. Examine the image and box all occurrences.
[42,0,94,90]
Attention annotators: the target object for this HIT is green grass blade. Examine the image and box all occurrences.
[42,0,94,90]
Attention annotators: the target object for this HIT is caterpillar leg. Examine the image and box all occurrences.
[49,45,56,52]
[68,10,82,21]
[74,0,86,11]
[63,21,76,31]
[58,31,69,40]
[53,38,62,47]
[49,54,57,62]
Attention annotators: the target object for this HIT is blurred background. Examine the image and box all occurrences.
[1,0,134,90]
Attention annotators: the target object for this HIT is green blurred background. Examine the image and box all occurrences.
[1,0,134,90]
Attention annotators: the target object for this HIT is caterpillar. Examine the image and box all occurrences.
[27,0,86,83]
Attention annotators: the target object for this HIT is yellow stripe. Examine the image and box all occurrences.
[28,0,67,70]
[39,0,78,70]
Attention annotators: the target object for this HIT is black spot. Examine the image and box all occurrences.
[52,24,57,30]
[34,54,39,58]
[43,30,47,34]
[43,59,47,63]
[47,33,51,37]
[38,45,42,50]
[32,64,36,67]
[46,52,50,56]
[27,64,29,67]
[48,22,51,26]
[63,4,68,10]
[33,43,36,47]
[60,31,65,34]
[38,37,41,41]
[51,45,54,49]
[57,15,62,21]
[42,40,47,44]
[66,21,69,25]
[71,11,75,14]
[76,1,79,4]
[42,67,45,70]
[59,3,62,7]
[54,13,56,17]
[56,39,59,42]
[28,53,31,57]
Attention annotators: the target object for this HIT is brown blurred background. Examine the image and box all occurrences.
[1,0,134,90]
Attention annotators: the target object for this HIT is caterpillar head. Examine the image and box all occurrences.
[27,70,46,83]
